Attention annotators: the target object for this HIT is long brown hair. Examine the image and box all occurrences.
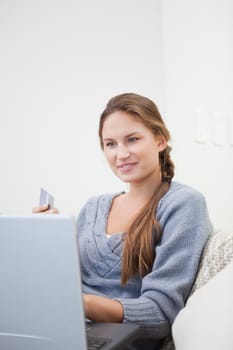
[99,93,175,284]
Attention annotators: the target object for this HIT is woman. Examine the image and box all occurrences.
[35,93,212,349]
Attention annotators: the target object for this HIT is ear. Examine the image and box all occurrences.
[156,135,167,152]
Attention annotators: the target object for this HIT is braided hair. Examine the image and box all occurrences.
[99,93,175,284]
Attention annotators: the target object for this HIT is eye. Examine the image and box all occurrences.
[128,137,139,143]
[105,141,116,148]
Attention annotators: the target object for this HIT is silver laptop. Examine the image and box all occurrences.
[0,214,139,350]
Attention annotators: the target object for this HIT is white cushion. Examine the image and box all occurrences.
[160,231,233,350]
[172,259,233,350]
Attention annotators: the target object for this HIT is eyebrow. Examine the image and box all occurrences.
[103,131,141,141]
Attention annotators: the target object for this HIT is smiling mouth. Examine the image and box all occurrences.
[117,163,137,171]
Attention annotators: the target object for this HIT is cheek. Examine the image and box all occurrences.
[141,147,160,165]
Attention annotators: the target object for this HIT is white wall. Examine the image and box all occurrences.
[0,0,162,214]
[1,0,232,232]
[162,0,233,232]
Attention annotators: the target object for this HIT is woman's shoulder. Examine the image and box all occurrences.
[84,191,123,206]
[165,181,206,200]
[160,181,207,211]
[76,191,123,226]
[78,191,123,215]
[158,181,212,242]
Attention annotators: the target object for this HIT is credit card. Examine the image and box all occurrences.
[39,188,54,209]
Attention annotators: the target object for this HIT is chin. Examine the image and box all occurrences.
[117,174,140,183]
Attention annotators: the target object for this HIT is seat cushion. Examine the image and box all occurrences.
[172,258,233,350]
[172,231,233,350]
[160,231,233,350]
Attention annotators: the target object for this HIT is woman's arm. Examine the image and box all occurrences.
[84,294,124,323]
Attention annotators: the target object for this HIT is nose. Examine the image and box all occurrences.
[117,144,130,159]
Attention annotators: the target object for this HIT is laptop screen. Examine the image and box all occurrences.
[0,214,87,350]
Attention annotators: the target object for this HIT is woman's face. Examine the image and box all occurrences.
[101,111,167,184]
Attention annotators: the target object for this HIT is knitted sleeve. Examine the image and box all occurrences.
[116,184,212,338]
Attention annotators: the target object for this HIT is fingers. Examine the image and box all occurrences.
[32,204,49,213]
[32,204,59,214]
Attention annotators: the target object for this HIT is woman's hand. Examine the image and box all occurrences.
[84,294,124,323]
[32,204,59,214]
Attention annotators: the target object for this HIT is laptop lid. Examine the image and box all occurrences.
[0,214,139,350]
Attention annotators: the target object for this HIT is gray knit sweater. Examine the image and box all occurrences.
[76,181,212,348]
